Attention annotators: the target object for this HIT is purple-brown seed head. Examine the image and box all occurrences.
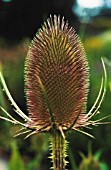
[25,15,89,132]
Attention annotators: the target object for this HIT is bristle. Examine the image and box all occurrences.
[25,15,89,130]
[57,15,60,28]
[61,16,65,30]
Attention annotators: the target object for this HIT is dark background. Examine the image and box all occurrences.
[0,0,76,41]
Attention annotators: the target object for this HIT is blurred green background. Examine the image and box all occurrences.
[0,0,111,169]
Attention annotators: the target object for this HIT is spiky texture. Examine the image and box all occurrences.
[49,132,68,170]
[25,15,89,132]
[0,16,107,139]
[0,14,108,170]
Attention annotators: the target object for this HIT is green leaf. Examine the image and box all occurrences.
[94,150,103,161]
[8,141,25,170]
[100,162,109,170]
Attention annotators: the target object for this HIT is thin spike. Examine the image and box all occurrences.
[93,115,111,124]
[74,128,95,139]
[87,58,107,120]
[61,16,65,30]
[24,130,38,139]
[87,78,104,118]
[57,15,60,28]
[0,72,30,121]
[87,58,106,118]
[0,106,26,126]
[0,116,16,124]
[14,129,32,137]
[58,125,65,139]
[54,15,58,34]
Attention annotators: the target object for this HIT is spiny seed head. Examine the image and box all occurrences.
[25,15,89,132]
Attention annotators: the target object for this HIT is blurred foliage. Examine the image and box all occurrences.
[7,141,109,170]
[26,134,49,170]
[0,39,29,150]
[7,134,49,170]
[90,17,111,30]
[8,141,25,170]
[79,146,109,170]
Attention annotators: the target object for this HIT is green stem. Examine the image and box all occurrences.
[50,132,68,170]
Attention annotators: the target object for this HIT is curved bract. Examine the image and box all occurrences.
[0,15,107,139]
[0,14,108,170]
[25,15,89,132]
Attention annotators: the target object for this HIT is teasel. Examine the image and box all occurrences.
[0,15,108,170]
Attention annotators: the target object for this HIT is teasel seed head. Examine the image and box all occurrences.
[25,15,89,134]
[0,15,107,139]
